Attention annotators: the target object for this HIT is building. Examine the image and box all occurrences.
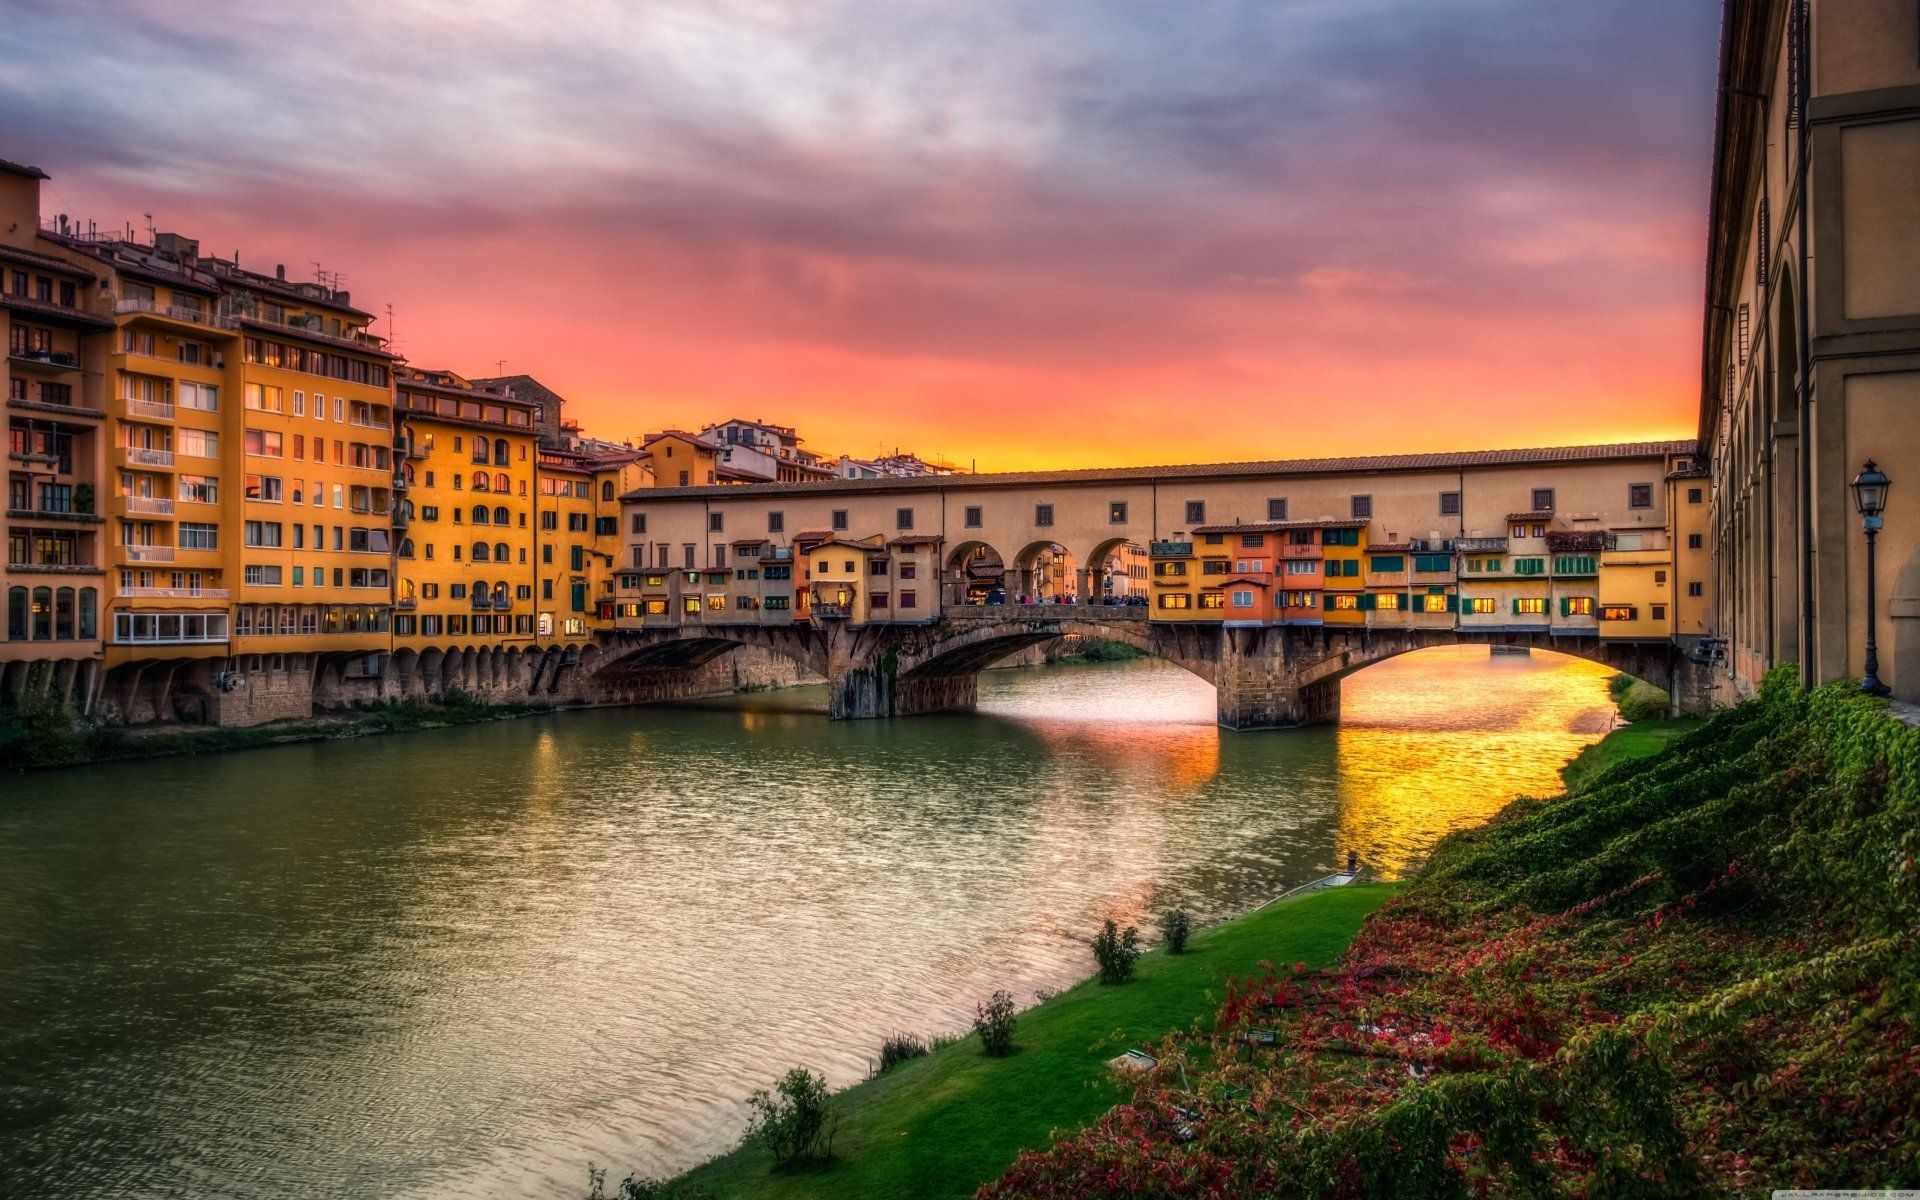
[1702,0,1920,702]
[391,367,540,650]
[2,160,110,702]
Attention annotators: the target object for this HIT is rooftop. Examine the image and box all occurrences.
[1192,519,1368,534]
[624,441,1695,503]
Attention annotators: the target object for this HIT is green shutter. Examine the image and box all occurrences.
[1511,598,1521,614]
[1358,593,1375,611]
[1445,593,1459,613]
[1559,596,1571,617]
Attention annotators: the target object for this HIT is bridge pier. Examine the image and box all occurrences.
[1214,626,1340,729]
[829,666,978,719]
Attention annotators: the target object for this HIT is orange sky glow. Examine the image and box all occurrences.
[8,0,1720,470]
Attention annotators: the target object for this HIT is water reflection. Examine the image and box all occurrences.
[0,646,1613,1198]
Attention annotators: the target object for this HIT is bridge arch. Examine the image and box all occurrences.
[943,539,1009,606]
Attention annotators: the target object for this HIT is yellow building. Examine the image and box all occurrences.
[803,537,886,622]
[1598,529,1674,642]
[534,450,596,642]
[392,368,539,650]
[1319,525,1367,626]
[1148,536,1207,621]
[641,431,719,488]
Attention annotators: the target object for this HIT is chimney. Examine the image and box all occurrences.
[275,264,285,281]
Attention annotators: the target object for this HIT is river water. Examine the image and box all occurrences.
[0,646,1616,1198]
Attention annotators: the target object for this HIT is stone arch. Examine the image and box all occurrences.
[1010,539,1077,602]
[942,539,1008,606]
[1891,543,1920,704]
[894,616,1214,685]
[1082,535,1150,603]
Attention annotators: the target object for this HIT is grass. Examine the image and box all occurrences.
[1559,713,1702,792]
[674,883,1395,1200]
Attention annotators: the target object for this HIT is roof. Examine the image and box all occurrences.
[622,441,1696,503]
[0,242,95,278]
[1697,0,1770,452]
[1506,510,1554,522]
[1368,542,1415,553]
[0,158,49,181]
[803,537,885,554]
[888,534,944,548]
[1192,519,1366,534]
[1220,575,1272,587]
[642,429,713,448]
[790,529,835,543]
[729,537,770,547]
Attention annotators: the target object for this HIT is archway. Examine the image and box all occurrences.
[1011,540,1077,604]
[943,540,1007,606]
[1083,536,1150,606]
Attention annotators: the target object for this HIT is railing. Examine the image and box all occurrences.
[114,298,235,328]
[396,597,417,610]
[120,446,174,467]
[124,545,175,563]
[9,349,79,369]
[123,495,174,515]
[1150,540,1193,557]
[124,398,175,421]
[120,586,230,599]
[950,602,1151,621]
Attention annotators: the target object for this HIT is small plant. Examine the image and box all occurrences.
[1159,908,1191,955]
[873,1032,928,1075]
[585,1164,714,1200]
[975,989,1017,1056]
[72,483,94,515]
[1092,918,1142,984]
[744,1067,837,1166]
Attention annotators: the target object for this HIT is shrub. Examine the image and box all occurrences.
[585,1164,714,1199]
[874,1032,928,1075]
[1091,919,1141,984]
[1607,672,1634,701]
[975,989,1018,1056]
[0,695,78,770]
[1618,679,1670,723]
[1159,909,1191,955]
[743,1067,837,1166]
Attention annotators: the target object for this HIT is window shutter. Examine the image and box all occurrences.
[1511,598,1521,615]
[1358,593,1375,611]
[1445,593,1459,613]
[1559,596,1570,617]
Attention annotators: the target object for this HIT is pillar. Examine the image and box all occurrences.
[1214,626,1340,729]
[828,665,979,719]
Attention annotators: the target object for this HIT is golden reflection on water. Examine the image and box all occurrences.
[1334,646,1617,877]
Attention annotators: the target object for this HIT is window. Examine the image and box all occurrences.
[895,508,914,531]
[832,509,849,531]
[1513,557,1545,576]
[703,512,723,533]
[243,429,283,457]
[244,383,283,412]
[244,565,283,586]
[767,511,784,533]
[1465,597,1497,614]
[1369,555,1404,573]
[898,590,917,609]
[1651,604,1667,621]
[1552,556,1597,576]
[179,523,218,550]
[1285,559,1316,575]
[1153,561,1188,577]
[1035,503,1054,527]
[1184,500,1205,524]
[1688,581,1704,597]
[963,506,982,528]
[1531,488,1554,511]
[1283,591,1316,609]
[1266,497,1287,521]
[1413,554,1451,573]
[244,475,282,502]
[1654,570,1667,585]
[1109,501,1128,524]
[1439,491,1461,516]
[1374,593,1402,610]
[1514,597,1547,615]
[1564,596,1596,617]
[1688,487,1703,504]
[179,476,218,504]
[179,382,218,412]
[1421,593,1450,613]
[1157,593,1191,609]
[1600,605,1636,621]
[1628,483,1653,509]
[1350,494,1372,520]
[1329,593,1359,610]
[243,521,282,547]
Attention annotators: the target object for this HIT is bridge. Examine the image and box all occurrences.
[583,603,1688,728]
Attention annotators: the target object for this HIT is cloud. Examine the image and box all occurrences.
[0,0,1721,467]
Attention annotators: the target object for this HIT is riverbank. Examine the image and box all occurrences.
[1558,712,1701,790]
[0,691,554,771]
[669,883,1396,1200]
[981,672,1920,1196]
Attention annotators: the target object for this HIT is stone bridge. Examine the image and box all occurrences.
[583,605,1692,728]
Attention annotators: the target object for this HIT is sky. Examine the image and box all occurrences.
[3,0,1721,471]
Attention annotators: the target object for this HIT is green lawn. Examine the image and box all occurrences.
[675,883,1395,1200]
[1560,714,1703,792]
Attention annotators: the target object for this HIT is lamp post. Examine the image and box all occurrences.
[1849,460,1891,696]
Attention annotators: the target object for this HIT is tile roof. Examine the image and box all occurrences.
[888,534,944,547]
[0,158,49,181]
[622,441,1694,502]
[1192,519,1366,534]
[1506,510,1554,522]
[1368,542,1415,552]
[0,242,95,278]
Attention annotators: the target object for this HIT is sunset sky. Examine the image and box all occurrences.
[5,1,1720,470]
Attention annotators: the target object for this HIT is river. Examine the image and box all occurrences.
[0,646,1617,1198]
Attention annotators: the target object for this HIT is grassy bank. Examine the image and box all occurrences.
[673,883,1395,1200]
[1050,636,1150,666]
[0,691,554,772]
[1559,713,1702,791]
[984,672,1920,1197]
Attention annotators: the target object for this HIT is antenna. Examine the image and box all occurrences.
[495,359,507,375]
[142,211,155,241]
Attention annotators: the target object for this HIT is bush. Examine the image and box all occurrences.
[975,989,1017,1056]
[1091,919,1141,985]
[1159,909,1191,955]
[0,695,78,770]
[874,1033,928,1075]
[1607,672,1634,701]
[585,1164,714,1199]
[744,1067,837,1166]
[1617,679,1670,723]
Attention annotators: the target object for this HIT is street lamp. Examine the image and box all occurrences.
[1849,460,1891,696]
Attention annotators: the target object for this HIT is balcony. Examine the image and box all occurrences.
[396,596,417,610]
[123,495,175,515]
[124,545,175,563]
[1149,540,1193,558]
[115,298,237,329]
[119,445,174,468]
[5,506,104,526]
[120,586,230,600]
[8,348,80,372]
[1455,537,1508,554]
[124,398,175,421]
